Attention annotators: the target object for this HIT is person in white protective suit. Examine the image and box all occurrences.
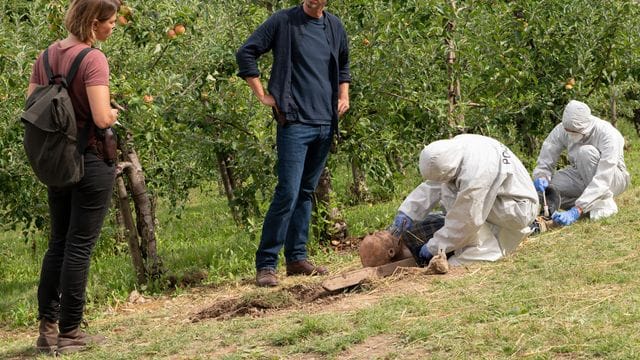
[532,100,630,226]
[390,134,539,266]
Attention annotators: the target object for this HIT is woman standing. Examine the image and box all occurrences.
[28,0,121,354]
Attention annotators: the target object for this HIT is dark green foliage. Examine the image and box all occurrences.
[2,0,640,232]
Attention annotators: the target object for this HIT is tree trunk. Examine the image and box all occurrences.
[350,158,369,203]
[610,85,617,127]
[445,0,462,128]
[113,196,126,244]
[446,35,456,124]
[115,169,146,284]
[124,149,163,279]
[633,108,640,137]
[113,128,163,283]
[313,167,332,244]
[313,167,348,245]
[216,151,242,224]
[315,167,332,207]
[385,151,404,175]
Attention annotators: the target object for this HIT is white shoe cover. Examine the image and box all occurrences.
[589,198,618,220]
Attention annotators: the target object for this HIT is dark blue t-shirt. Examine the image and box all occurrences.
[290,15,332,124]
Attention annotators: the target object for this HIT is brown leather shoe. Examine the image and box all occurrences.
[57,327,106,354]
[36,318,58,354]
[256,268,278,287]
[286,260,328,276]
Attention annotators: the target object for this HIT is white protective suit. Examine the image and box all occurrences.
[399,134,539,265]
[533,100,630,220]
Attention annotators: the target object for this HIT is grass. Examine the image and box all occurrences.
[1,121,640,358]
[0,153,410,329]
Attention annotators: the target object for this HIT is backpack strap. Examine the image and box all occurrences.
[66,47,95,85]
[74,48,96,154]
[43,48,55,84]
[43,47,94,87]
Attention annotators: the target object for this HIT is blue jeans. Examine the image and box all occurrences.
[256,122,333,270]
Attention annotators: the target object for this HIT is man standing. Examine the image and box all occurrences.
[533,100,630,226]
[236,0,350,287]
[391,134,539,266]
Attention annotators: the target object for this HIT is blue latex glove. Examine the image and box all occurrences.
[552,207,581,226]
[534,177,549,192]
[390,211,413,236]
[419,244,434,264]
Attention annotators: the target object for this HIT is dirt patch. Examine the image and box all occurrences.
[287,283,329,302]
[190,265,473,323]
[192,297,265,320]
[190,283,352,322]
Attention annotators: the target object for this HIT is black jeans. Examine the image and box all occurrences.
[37,153,114,333]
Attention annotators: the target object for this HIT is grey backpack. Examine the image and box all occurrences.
[21,47,94,188]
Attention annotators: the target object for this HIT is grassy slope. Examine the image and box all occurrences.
[1,121,639,359]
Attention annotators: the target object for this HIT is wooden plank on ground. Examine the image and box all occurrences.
[321,267,377,292]
[321,257,418,292]
[374,257,417,277]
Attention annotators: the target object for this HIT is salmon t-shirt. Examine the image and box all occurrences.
[29,41,110,147]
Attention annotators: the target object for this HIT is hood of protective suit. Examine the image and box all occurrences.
[562,100,596,135]
[419,139,463,182]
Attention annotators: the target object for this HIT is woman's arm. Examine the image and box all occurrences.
[86,85,117,129]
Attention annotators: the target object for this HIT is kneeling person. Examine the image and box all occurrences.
[391,134,539,266]
[533,100,630,226]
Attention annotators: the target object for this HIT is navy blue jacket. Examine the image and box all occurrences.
[236,5,351,126]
